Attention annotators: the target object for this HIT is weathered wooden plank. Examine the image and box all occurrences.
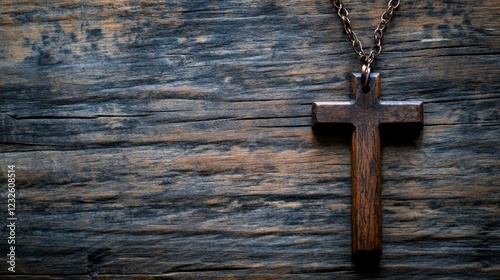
[0,0,499,278]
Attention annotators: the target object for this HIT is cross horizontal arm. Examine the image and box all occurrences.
[378,101,423,124]
[312,101,356,126]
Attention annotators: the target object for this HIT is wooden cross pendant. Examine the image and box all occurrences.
[312,73,423,265]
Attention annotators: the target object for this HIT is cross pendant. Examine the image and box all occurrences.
[312,73,423,265]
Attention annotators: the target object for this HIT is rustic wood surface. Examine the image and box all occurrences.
[0,0,499,279]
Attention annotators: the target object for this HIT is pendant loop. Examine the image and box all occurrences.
[361,64,371,89]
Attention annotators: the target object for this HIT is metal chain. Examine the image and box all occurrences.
[332,0,400,68]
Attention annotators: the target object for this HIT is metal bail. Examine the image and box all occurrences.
[361,64,371,89]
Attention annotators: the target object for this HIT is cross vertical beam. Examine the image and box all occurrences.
[312,73,423,264]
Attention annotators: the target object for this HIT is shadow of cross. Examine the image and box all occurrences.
[312,73,423,266]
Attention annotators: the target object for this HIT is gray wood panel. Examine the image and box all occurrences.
[0,0,499,278]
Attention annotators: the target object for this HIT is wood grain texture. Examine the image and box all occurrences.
[0,0,499,279]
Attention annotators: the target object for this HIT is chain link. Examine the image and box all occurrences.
[332,0,400,67]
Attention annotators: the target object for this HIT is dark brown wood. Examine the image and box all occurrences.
[313,73,423,265]
[0,0,499,278]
